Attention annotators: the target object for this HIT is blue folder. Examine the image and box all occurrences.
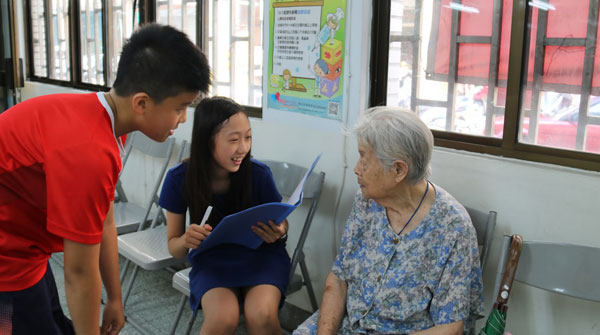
[191,154,321,256]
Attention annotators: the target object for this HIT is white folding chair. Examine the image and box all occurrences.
[118,141,190,307]
[114,134,133,203]
[485,235,600,333]
[113,131,175,235]
[465,207,497,270]
[494,234,600,305]
[263,159,325,312]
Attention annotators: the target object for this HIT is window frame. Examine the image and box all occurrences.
[370,0,600,171]
[23,0,263,118]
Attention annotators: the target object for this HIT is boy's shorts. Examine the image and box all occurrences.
[0,262,75,335]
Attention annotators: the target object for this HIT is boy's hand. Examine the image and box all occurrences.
[251,219,287,243]
[100,299,125,335]
[183,224,212,249]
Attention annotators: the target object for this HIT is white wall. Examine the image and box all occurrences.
[16,0,600,333]
[430,149,600,334]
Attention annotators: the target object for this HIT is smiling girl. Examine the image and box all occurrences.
[158,97,290,335]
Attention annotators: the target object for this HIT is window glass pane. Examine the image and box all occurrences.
[30,0,48,77]
[80,0,104,85]
[519,1,600,154]
[108,0,138,85]
[184,1,197,42]
[206,0,262,107]
[156,0,197,43]
[49,0,70,80]
[387,0,511,137]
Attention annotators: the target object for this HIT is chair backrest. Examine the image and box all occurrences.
[116,131,175,203]
[494,235,600,303]
[150,140,189,229]
[260,159,326,279]
[119,132,175,232]
[179,140,191,162]
[465,207,496,269]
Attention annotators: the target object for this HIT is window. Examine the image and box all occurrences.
[29,0,70,80]
[107,0,138,84]
[204,0,263,108]
[26,0,264,114]
[156,0,197,43]
[371,0,600,170]
[517,0,600,154]
[79,0,104,85]
[30,0,48,78]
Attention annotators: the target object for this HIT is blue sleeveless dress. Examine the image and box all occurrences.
[158,158,290,312]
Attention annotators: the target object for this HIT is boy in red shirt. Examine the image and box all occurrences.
[0,23,210,335]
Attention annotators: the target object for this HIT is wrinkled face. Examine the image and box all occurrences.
[143,91,199,142]
[212,112,252,174]
[354,141,397,200]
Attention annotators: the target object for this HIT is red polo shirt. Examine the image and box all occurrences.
[0,93,122,291]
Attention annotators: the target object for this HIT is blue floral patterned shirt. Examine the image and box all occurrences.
[294,185,484,335]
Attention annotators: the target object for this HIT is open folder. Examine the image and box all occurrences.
[191,154,322,256]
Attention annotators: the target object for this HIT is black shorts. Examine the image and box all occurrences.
[0,262,74,335]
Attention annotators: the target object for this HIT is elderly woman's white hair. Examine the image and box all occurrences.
[353,106,434,184]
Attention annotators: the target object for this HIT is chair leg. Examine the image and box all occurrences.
[299,259,318,312]
[122,265,140,307]
[184,311,196,335]
[120,259,131,283]
[169,295,187,335]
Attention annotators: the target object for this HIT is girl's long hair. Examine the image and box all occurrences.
[184,96,253,225]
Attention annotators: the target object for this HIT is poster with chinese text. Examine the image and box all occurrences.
[267,0,347,120]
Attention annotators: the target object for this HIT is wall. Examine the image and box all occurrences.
[17,1,600,333]
[430,149,600,334]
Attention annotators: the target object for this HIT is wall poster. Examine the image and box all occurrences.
[267,0,347,120]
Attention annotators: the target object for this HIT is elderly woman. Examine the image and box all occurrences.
[294,107,484,335]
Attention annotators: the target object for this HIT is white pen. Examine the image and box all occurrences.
[199,205,213,228]
[189,206,213,254]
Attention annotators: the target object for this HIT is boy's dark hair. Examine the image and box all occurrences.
[185,96,252,225]
[112,23,211,103]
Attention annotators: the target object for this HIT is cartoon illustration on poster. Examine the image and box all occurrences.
[268,0,347,120]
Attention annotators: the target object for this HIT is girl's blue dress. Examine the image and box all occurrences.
[158,158,290,312]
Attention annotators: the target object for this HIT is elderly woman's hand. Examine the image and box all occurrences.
[251,219,288,243]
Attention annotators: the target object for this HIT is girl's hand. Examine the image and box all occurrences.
[251,219,288,243]
[183,224,212,249]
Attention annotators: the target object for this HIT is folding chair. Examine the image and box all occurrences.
[465,207,497,270]
[464,207,497,335]
[263,159,325,312]
[113,131,175,235]
[118,141,190,307]
[493,234,600,309]
[114,134,133,203]
[168,159,325,335]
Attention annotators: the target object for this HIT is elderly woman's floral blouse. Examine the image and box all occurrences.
[294,185,484,335]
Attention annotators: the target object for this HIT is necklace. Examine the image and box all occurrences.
[398,180,430,235]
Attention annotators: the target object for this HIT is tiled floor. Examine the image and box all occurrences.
[50,254,308,335]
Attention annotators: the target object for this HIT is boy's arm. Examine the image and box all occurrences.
[99,202,125,335]
[63,238,102,335]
